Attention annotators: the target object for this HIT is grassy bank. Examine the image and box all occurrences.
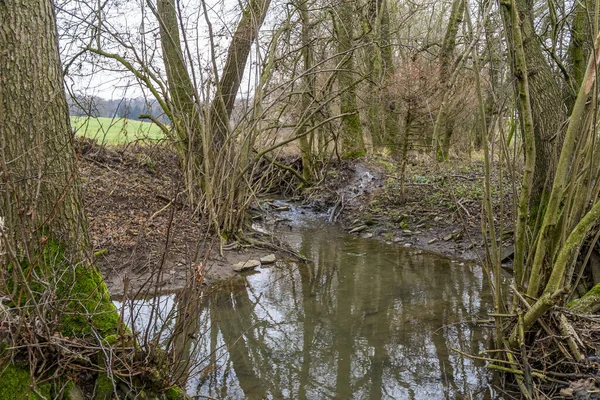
[71,116,165,144]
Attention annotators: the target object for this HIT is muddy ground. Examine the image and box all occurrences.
[78,140,279,296]
[78,140,516,296]
[307,155,516,262]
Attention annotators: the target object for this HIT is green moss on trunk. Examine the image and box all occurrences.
[0,365,51,400]
[568,282,600,313]
[58,264,119,337]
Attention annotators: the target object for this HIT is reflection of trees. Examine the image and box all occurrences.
[168,285,202,384]
[190,226,493,399]
[210,280,269,399]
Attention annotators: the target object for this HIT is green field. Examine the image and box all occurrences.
[71,116,166,144]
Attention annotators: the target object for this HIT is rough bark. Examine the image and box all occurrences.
[515,0,566,203]
[0,3,190,398]
[0,0,120,396]
[0,0,90,261]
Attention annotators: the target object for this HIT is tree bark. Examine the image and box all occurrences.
[157,0,200,145]
[298,0,315,181]
[0,0,136,397]
[515,0,566,203]
[0,0,90,261]
[568,0,594,97]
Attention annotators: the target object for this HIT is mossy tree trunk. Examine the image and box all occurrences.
[567,0,594,100]
[499,0,536,288]
[156,0,203,204]
[514,0,566,203]
[334,0,366,158]
[434,0,464,162]
[0,0,131,397]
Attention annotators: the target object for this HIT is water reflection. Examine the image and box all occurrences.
[116,223,494,399]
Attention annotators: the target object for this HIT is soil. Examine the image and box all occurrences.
[77,139,282,297]
[78,139,516,296]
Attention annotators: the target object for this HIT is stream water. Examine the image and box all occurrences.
[115,210,495,399]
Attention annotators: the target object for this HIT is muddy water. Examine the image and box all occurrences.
[115,219,494,399]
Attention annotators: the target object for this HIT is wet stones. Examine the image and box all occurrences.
[349,225,368,234]
[233,259,261,272]
[260,254,276,264]
[233,254,277,272]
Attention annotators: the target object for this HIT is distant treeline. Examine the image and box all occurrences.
[68,95,170,123]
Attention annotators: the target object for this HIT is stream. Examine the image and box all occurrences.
[114,206,495,399]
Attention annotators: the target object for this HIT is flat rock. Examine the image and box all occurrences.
[233,259,261,272]
[349,225,368,233]
[260,254,276,264]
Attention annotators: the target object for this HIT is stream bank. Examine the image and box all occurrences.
[78,140,514,296]
[306,154,516,262]
[74,140,518,398]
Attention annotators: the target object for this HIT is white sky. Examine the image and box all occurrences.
[58,0,279,101]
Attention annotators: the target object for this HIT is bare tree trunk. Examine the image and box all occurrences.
[210,0,271,146]
[299,0,315,181]
[157,0,200,145]
[366,0,398,150]
[156,0,203,204]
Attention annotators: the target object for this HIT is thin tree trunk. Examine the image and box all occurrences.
[499,0,536,288]
[210,0,271,146]
[299,0,314,181]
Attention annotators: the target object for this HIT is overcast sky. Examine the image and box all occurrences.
[58,0,276,101]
